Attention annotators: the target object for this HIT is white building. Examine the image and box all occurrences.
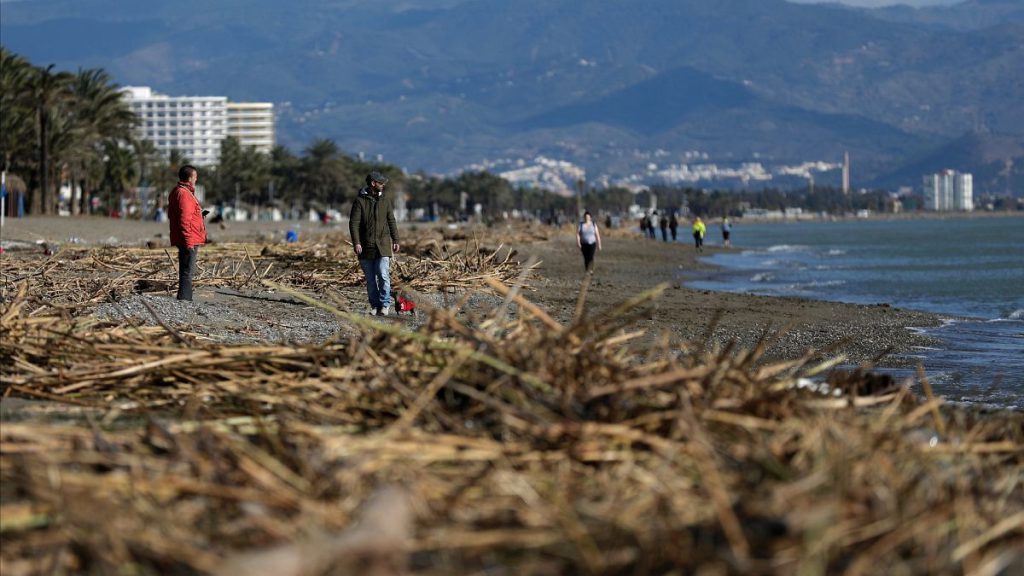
[923,169,973,211]
[497,156,585,196]
[122,87,275,166]
[227,102,275,154]
[122,86,228,167]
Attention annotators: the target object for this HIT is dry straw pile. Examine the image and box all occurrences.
[1,237,1022,575]
[0,228,530,310]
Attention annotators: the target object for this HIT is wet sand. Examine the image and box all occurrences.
[519,232,943,368]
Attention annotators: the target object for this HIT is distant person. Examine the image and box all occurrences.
[640,214,651,237]
[576,210,603,272]
[692,216,706,253]
[721,216,732,247]
[669,213,679,241]
[648,211,659,239]
[168,165,207,301]
[350,171,400,316]
[659,212,669,242]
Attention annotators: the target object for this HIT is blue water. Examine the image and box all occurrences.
[684,216,1024,408]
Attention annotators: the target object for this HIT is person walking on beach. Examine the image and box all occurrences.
[721,216,732,247]
[692,216,706,253]
[576,210,602,272]
[669,213,679,241]
[659,213,669,242]
[168,165,206,301]
[648,211,659,239]
[350,171,400,316]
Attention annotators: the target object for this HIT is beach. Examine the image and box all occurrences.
[0,216,944,373]
[3,216,1021,575]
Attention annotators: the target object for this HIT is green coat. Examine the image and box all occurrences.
[349,187,400,260]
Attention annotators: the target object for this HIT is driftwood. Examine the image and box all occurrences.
[1,236,1022,575]
[215,486,412,576]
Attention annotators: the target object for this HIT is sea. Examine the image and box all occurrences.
[682,215,1024,409]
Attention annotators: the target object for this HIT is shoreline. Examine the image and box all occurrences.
[1,217,947,375]
[518,233,946,372]
[711,210,1024,225]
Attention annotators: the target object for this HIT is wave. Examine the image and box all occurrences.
[750,273,775,283]
[789,280,847,289]
[826,249,846,256]
[1008,309,1024,320]
[766,244,809,253]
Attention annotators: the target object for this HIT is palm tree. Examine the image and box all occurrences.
[300,138,346,205]
[101,141,139,216]
[66,68,137,215]
[0,49,35,176]
[30,64,74,214]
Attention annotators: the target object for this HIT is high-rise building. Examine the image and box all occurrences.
[122,87,275,166]
[923,169,973,211]
[226,102,275,154]
[122,86,228,167]
[842,151,850,195]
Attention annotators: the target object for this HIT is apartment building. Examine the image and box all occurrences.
[122,87,275,166]
[923,169,973,211]
[122,86,228,167]
[227,102,275,154]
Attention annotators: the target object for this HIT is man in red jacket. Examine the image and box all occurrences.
[168,165,207,301]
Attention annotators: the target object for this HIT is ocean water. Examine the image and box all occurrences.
[684,216,1024,408]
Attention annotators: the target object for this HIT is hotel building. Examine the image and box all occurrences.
[227,102,275,154]
[122,87,274,166]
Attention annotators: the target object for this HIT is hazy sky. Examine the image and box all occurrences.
[788,0,963,7]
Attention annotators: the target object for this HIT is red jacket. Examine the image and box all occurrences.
[168,181,207,248]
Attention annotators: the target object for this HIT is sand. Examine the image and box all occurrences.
[1,216,944,372]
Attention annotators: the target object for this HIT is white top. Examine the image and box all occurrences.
[579,222,598,244]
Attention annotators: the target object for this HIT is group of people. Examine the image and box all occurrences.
[572,211,735,272]
[168,167,401,316]
[169,167,732,312]
[636,211,732,253]
[640,211,681,242]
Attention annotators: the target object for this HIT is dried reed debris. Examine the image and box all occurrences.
[1,272,1022,575]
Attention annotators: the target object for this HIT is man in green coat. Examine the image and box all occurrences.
[350,171,401,315]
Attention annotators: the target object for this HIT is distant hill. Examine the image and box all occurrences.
[869,0,1024,31]
[2,0,1022,192]
[876,132,1024,194]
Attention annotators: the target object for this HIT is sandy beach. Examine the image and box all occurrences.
[2,216,943,372]
[3,216,1020,576]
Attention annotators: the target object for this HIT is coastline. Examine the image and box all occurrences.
[0,216,947,374]
[4,218,1021,574]
[519,232,946,371]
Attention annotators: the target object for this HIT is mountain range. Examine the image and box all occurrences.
[2,0,1022,193]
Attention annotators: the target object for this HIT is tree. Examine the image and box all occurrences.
[0,49,35,176]
[66,68,137,215]
[208,136,271,207]
[101,141,139,215]
[298,139,347,206]
[30,64,75,214]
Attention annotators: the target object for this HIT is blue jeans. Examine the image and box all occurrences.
[359,257,392,310]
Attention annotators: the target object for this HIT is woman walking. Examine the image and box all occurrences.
[577,211,603,272]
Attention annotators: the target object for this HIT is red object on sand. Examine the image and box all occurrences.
[396,295,416,314]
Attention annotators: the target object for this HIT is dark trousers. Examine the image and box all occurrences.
[693,232,704,250]
[581,243,597,271]
[177,245,199,301]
